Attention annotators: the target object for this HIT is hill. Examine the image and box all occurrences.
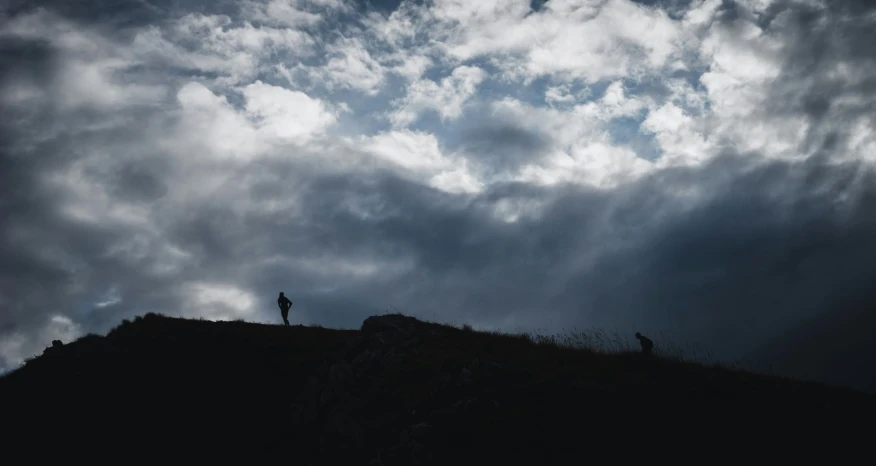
[2,313,873,464]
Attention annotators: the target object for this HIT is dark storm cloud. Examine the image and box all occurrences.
[0,37,57,90]
[360,0,409,12]
[103,162,169,203]
[0,48,77,333]
[628,0,696,15]
[759,0,876,152]
[0,48,181,339]
[1,0,235,29]
[453,120,552,175]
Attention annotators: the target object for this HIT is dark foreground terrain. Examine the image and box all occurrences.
[2,313,873,464]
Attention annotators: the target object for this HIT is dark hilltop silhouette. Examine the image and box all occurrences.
[1,312,873,464]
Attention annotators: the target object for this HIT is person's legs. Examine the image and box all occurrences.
[281,307,290,326]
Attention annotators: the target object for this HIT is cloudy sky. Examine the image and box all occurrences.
[2,0,875,391]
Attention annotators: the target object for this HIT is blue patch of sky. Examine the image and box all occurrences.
[220,83,248,108]
[603,76,672,162]
[623,75,674,100]
[436,56,614,108]
[418,65,450,83]
[628,0,697,20]
[568,80,612,103]
[483,75,557,107]
[668,67,707,88]
[147,0,243,17]
[403,107,449,136]
[354,0,410,13]
[623,68,712,117]
[333,95,400,137]
[529,0,551,13]
[671,68,712,115]
[529,0,694,17]
[353,0,545,16]
[607,116,662,161]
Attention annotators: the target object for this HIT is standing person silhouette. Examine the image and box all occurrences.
[278,292,293,326]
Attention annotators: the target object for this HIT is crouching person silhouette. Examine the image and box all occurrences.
[278,292,293,326]
[635,332,654,355]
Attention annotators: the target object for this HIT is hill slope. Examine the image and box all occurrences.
[2,313,873,464]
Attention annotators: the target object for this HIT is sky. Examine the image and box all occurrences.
[1,0,875,391]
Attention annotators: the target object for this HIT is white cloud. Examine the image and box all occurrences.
[103,234,196,278]
[290,255,414,282]
[545,84,591,107]
[525,0,684,82]
[389,54,433,82]
[381,0,687,83]
[428,162,484,194]
[242,80,337,143]
[94,288,122,308]
[515,143,652,188]
[314,36,386,94]
[242,0,323,27]
[58,61,166,111]
[184,283,257,321]
[600,81,648,119]
[693,6,807,160]
[486,90,657,187]
[358,129,449,172]
[390,65,487,127]
[132,13,316,85]
[683,0,723,30]
[493,80,650,150]
[353,130,483,194]
[847,118,876,163]
[174,81,265,160]
[642,102,713,166]
[7,0,833,200]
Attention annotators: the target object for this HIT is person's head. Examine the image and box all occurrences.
[279,292,284,297]
[635,332,641,339]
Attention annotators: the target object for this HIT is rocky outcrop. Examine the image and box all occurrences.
[360,314,423,335]
[41,340,64,356]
